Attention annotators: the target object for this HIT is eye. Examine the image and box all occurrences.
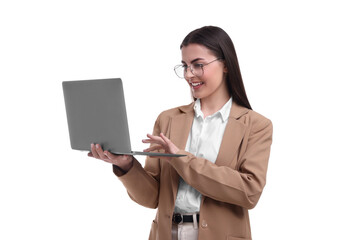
[193,63,204,69]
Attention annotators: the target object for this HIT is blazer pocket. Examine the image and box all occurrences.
[228,236,251,240]
[149,220,158,240]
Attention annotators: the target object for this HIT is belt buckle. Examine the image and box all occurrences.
[172,213,183,224]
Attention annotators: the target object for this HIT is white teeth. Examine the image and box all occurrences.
[191,82,202,86]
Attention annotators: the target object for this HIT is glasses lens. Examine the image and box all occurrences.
[174,65,185,78]
[192,64,203,77]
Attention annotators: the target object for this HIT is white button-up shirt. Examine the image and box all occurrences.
[174,97,232,213]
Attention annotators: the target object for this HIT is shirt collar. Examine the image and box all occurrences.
[193,99,203,119]
[194,97,232,122]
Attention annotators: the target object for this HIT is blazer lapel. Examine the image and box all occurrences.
[168,103,194,201]
[170,114,194,150]
[215,101,249,167]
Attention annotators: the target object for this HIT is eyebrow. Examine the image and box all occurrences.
[181,58,205,64]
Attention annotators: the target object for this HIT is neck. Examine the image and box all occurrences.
[200,93,230,118]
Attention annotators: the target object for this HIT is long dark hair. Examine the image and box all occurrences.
[181,26,252,110]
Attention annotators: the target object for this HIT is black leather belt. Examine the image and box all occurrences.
[172,213,199,224]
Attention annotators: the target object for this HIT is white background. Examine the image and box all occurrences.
[1,0,336,239]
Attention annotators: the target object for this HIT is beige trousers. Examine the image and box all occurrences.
[172,220,199,240]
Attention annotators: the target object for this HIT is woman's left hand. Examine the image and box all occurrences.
[142,133,180,155]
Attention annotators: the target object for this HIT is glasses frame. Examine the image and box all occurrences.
[174,58,223,79]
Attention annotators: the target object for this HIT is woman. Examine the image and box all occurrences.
[88,26,273,240]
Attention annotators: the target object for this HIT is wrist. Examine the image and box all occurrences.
[120,156,134,172]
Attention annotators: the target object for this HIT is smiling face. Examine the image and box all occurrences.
[181,44,229,102]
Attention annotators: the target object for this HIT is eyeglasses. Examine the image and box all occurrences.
[174,58,222,79]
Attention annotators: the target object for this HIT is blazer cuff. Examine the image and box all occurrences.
[113,159,143,183]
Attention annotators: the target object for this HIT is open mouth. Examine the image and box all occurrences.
[190,82,204,89]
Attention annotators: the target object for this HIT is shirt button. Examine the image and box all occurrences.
[201,220,208,228]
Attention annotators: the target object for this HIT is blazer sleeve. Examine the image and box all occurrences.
[168,117,273,209]
[112,115,163,209]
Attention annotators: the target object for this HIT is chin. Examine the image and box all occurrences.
[191,91,199,98]
[192,94,199,98]
[192,93,204,100]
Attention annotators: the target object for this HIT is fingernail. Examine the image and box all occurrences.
[96,144,99,149]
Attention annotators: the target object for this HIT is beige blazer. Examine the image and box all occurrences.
[114,100,273,240]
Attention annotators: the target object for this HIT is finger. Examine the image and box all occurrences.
[103,151,117,162]
[95,144,107,159]
[142,139,163,147]
[160,133,179,154]
[142,138,153,143]
[88,152,93,157]
[144,145,163,152]
[146,134,166,145]
[91,143,100,158]
[147,133,162,140]
[160,133,171,144]
[104,151,132,167]
[142,139,161,146]
[101,156,115,164]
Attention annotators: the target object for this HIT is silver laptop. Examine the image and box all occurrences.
[62,78,185,157]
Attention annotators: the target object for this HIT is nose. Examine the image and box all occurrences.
[184,66,194,79]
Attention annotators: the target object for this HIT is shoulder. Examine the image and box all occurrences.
[244,109,273,135]
[247,109,272,126]
[231,101,272,133]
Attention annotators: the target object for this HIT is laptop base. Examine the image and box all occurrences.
[111,151,186,157]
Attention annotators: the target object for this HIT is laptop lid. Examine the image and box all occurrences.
[62,78,185,157]
[63,78,132,153]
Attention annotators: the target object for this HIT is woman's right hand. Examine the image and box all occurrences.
[88,143,133,172]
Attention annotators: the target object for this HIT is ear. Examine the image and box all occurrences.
[223,66,228,73]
